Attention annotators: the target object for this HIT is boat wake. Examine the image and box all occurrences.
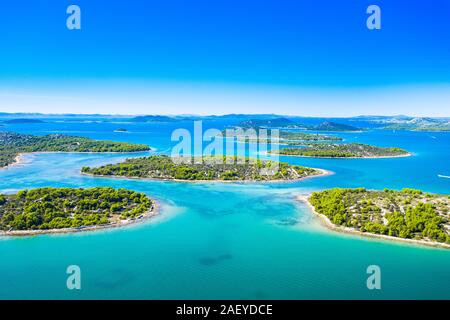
[438,174,450,179]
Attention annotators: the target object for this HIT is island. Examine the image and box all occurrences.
[382,117,450,132]
[0,131,151,168]
[0,187,156,235]
[130,115,179,122]
[357,115,450,132]
[235,118,362,131]
[2,118,45,124]
[236,117,305,129]
[220,129,342,144]
[299,188,450,247]
[310,121,361,132]
[271,143,410,158]
[81,155,326,181]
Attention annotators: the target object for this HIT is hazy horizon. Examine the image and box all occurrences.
[1,1,449,116]
[0,82,449,117]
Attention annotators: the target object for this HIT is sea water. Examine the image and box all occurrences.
[0,120,449,299]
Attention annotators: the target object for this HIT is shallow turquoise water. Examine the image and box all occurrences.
[0,121,449,299]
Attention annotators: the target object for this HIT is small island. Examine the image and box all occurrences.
[310,121,361,132]
[2,118,45,124]
[272,143,410,158]
[0,187,155,235]
[234,118,362,131]
[81,155,326,182]
[221,129,342,143]
[130,115,179,122]
[236,117,304,129]
[0,131,150,168]
[300,188,450,247]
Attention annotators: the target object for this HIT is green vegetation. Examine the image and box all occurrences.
[272,143,409,158]
[236,117,303,128]
[81,155,321,181]
[0,132,150,167]
[381,117,450,132]
[0,187,153,231]
[221,129,342,144]
[130,115,178,122]
[311,121,361,132]
[2,118,45,124]
[234,118,361,131]
[279,131,341,141]
[0,149,18,168]
[309,188,450,244]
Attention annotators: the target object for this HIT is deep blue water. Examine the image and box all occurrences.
[0,120,449,299]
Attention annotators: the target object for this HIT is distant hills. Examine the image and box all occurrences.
[236,118,361,131]
[130,115,179,122]
[0,113,448,132]
[310,121,361,132]
[237,117,304,129]
[363,116,450,131]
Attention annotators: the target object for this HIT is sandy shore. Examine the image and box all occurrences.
[297,194,450,249]
[0,153,27,170]
[0,201,159,237]
[0,150,152,170]
[81,167,333,184]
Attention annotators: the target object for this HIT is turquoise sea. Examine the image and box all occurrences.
[0,120,449,299]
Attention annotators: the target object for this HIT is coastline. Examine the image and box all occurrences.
[0,201,159,237]
[80,167,333,184]
[0,153,27,170]
[296,194,450,249]
[0,150,152,170]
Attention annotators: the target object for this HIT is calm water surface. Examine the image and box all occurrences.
[0,121,449,299]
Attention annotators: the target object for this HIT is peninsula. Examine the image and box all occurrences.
[301,188,450,247]
[0,132,150,168]
[0,187,155,235]
[81,155,326,182]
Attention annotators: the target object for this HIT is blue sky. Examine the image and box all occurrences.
[0,0,449,116]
